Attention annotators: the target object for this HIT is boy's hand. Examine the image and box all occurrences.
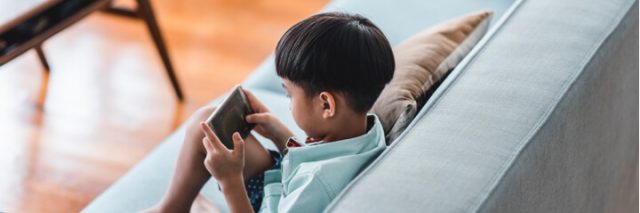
[200,123,245,186]
[201,123,255,213]
[243,89,293,152]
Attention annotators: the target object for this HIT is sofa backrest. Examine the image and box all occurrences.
[327,0,638,212]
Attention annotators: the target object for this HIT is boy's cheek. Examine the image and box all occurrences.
[290,100,310,134]
[290,102,304,128]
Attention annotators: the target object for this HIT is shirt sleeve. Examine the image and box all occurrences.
[261,169,283,213]
[277,172,334,213]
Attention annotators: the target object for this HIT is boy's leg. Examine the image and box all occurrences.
[153,106,275,212]
[190,193,219,213]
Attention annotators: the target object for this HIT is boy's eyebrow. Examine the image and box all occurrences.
[281,83,286,89]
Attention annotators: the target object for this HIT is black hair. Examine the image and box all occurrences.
[275,12,395,113]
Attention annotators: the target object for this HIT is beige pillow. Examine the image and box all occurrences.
[372,11,493,143]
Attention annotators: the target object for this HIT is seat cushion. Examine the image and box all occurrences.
[81,89,303,213]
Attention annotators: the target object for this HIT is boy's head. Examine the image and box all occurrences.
[275,12,394,139]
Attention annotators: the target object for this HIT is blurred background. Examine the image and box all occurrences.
[0,0,326,212]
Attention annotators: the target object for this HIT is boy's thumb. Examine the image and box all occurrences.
[232,132,245,156]
[246,113,269,124]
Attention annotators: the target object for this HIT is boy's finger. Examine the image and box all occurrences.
[200,122,226,151]
[202,137,215,153]
[246,113,270,124]
[242,89,267,113]
[232,132,245,158]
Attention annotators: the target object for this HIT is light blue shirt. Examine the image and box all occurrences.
[259,115,386,212]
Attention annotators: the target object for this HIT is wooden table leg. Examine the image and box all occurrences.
[102,0,184,102]
[137,0,184,102]
[34,44,50,106]
[35,44,50,72]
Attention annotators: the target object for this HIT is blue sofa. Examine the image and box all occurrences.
[83,0,639,212]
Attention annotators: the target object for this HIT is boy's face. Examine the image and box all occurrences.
[281,78,326,139]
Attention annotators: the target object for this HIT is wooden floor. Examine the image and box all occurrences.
[0,0,326,212]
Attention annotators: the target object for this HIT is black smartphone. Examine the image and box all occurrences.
[205,86,255,149]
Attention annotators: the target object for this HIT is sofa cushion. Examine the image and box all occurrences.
[81,89,304,213]
[372,11,493,143]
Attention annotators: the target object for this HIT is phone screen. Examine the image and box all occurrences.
[205,86,255,149]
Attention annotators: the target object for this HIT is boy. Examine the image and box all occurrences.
[147,12,395,212]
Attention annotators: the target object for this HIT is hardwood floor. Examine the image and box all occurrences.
[0,0,326,212]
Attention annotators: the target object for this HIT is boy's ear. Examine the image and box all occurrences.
[319,92,336,119]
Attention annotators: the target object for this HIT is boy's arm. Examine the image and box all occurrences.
[243,89,294,153]
[246,113,292,153]
[219,176,254,213]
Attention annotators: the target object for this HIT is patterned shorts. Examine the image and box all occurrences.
[245,150,282,211]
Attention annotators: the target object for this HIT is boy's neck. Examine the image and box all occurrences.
[321,113,368,143]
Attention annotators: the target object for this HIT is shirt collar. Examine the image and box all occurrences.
[281,114,385,177]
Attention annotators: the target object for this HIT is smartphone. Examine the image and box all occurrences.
[205,86,255,149]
